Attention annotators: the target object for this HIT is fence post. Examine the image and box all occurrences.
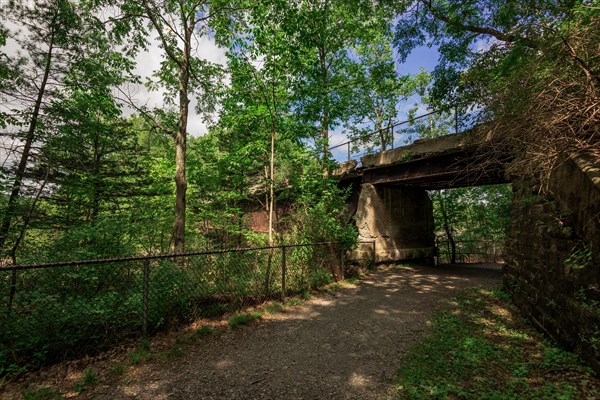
[281,246,287,300]
[142,259,150,337]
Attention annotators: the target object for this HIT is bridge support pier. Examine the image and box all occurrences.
[352,183,435,264]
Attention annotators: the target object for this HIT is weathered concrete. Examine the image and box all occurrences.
[339,128,508,264]
[352,183,434,263]
[361,129,490,168]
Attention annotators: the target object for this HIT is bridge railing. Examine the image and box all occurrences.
[0,241,375,375]
[330,104,483,163]
[436,239,505,264]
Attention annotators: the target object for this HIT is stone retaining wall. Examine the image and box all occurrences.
[505,153,600,372]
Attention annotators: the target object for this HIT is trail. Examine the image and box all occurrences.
[93,264,502,400]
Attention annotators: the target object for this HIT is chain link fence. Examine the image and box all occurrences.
[0,242,374,375]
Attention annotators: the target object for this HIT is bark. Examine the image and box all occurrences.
[328,242,344,281]
[438,191,456,264]
[318,46,330,175]
[0,19,56,251]
[265,77,278,294]
[90,131,101,221]
[141,0,194,254]
[7,162,50,314]
[173,27,192,254]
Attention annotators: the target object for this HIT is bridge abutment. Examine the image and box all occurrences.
[352,183,435,263]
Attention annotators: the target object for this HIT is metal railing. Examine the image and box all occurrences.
[436,239,505,264]
[0,241,375,375]
[330,104,481,163]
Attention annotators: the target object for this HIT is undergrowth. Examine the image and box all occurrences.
[396,288,599,399]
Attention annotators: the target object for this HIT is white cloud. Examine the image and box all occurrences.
[123,33,228,137]
[472,37,500,53]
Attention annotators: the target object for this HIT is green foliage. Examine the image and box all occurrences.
[430,184,511,262]
[344,27,430,152]
[108,363,127,376]
[565,246,593,271]
[22,385,60,400]
[73,369,97,393]
[129,340,151,365]
[228,311,262,329]
[289,172,357,247]
[394,0,599,190]
[396,289,594,399]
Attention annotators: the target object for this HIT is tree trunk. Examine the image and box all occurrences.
[318,46,330,175]
[6,162,50,314]
[90,132,101,222]
[328,242,344,281]
[173,30,192,254]
[0,22,56,252]
[438,191,456,264]
[265,80,278,295]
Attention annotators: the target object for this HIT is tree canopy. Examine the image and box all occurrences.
[0,0,595,263]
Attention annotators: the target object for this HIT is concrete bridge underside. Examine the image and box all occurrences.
[337,130,510,263]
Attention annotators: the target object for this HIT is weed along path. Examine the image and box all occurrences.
[75,263,501,400]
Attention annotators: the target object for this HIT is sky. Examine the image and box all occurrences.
[125,36,228,137]
[127,33,440,163]
[328,45,441,162]
[1,11,441,165]
[129,38,440,139]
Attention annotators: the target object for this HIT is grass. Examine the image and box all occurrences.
[155,345,184,361]
[108,363,127,376]
[194,325,213,337]
[262,301,284,314]
[73,369,96,393]
[128,339,151,365]
[396,288,599,399]
[228,311,262,328]
[22,385,60,400]
[284,298,303,307]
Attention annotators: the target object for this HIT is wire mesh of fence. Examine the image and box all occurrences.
[0,242,373,375]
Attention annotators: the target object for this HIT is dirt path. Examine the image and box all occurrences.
[91,264,502,400]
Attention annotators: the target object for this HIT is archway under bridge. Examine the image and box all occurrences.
[334,128,511,263]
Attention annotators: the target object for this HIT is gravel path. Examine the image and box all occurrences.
[94,263,502,400]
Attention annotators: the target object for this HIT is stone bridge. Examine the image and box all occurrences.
[335,128,511,263]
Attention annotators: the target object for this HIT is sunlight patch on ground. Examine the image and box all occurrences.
[348,372,370,388]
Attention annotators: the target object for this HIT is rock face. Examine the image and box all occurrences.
[351,183,435,263]
[505,152,600,373]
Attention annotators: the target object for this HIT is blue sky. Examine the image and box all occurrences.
[329,44,441,162]
[126,29,442,163]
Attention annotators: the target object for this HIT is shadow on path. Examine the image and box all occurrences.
[96,263,502,400]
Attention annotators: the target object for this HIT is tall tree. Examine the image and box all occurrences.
[113,0,225,252]
[0,0,108,254]
[278,0,385,172]
[345,26,430,153]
